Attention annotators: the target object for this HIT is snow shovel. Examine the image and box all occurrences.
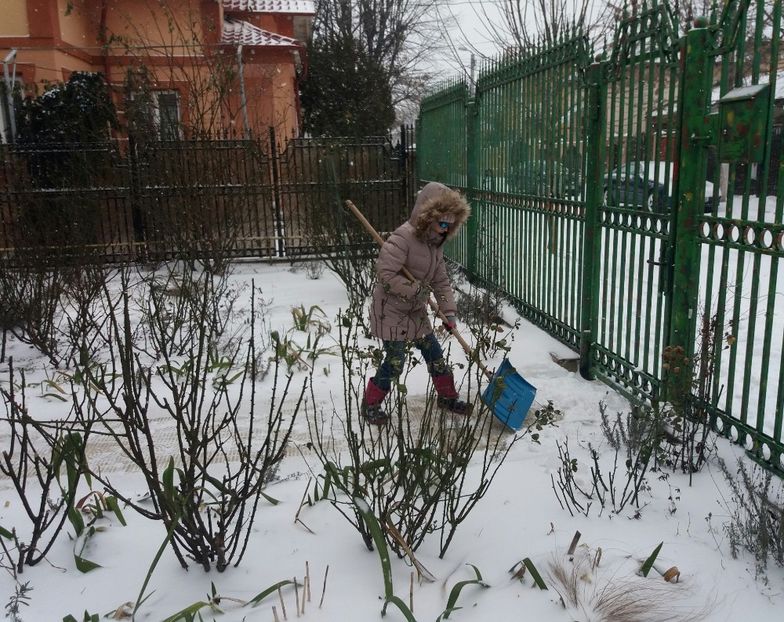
[345,200,537,430]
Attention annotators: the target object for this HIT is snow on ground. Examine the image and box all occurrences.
[0,261,782,621]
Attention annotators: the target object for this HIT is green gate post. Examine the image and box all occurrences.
[579,56,608,380]
[669,19,712,370]
[415,120,422,183]
[465,95,479,277]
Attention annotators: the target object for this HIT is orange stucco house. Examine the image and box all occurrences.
[0,0,314,141]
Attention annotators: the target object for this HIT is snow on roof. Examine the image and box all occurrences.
[221,19,300,47]
[222,0,316,14]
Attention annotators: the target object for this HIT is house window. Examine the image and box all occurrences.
[155,91,180,140]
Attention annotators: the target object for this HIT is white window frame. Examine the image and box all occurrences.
[153,91,181,140]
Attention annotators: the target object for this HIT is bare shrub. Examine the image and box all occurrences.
[654,312,723,478]
[552,404,662,518]
[307,305,554,559]
[453,273,519,361]
[0,360,91,573]
[304,261,326,280]
[73,268,303,571]
[0,262,62,366]
[719,457,784,582]
[0,256,111,368]
[307,205,376,333]
[552,312,725,520]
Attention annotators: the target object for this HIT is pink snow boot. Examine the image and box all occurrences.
[362,378,389,425]
[432,373,473,416]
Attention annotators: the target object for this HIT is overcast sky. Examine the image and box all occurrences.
[432,0,503,79]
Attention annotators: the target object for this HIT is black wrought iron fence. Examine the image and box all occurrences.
[0,127,416,264]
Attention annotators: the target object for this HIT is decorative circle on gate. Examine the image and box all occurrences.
[759,229,773,250]
[743,226,755,246]
[728,224,740,243]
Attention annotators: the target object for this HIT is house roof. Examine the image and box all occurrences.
[221,19,301,47]
[222,1,316,14]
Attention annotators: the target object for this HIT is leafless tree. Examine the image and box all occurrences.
[306,1,450,128]
[445,0,613,65]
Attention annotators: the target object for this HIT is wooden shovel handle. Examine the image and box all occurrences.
[345,200,493,380]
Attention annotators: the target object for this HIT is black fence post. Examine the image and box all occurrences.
[399,124,409,213]
[269,126,286,257]
[128,135,146,261]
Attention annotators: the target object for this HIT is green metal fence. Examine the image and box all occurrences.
[418,0,784,475]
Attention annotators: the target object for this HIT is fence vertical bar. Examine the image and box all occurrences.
[579,56,607,379]
[268,126,286,257]
[668,19,711,365]
[465,94,479,276]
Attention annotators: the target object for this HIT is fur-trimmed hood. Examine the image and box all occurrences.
[409,182,471,241]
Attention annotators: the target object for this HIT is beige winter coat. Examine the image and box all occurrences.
[369,182,471,341]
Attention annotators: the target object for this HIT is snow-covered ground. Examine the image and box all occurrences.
[0,261,782,621]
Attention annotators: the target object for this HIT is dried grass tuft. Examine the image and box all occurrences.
[548,551,713,622]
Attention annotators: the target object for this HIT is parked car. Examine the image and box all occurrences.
[604,161,716,212]
[508,160,582,199]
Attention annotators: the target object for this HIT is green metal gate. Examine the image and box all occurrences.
[583,2,683,404]
[418,0,784,475]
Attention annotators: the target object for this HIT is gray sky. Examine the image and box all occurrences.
[432,0,503,79]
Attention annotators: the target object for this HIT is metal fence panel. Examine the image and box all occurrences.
[591,0,683,401]
[417,0,784,474]
[419,37,591,349]
[0,132,414,264]
[418,81,471,267]
[696,0,784,469]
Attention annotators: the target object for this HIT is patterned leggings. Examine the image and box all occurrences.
[373,332,449,391]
